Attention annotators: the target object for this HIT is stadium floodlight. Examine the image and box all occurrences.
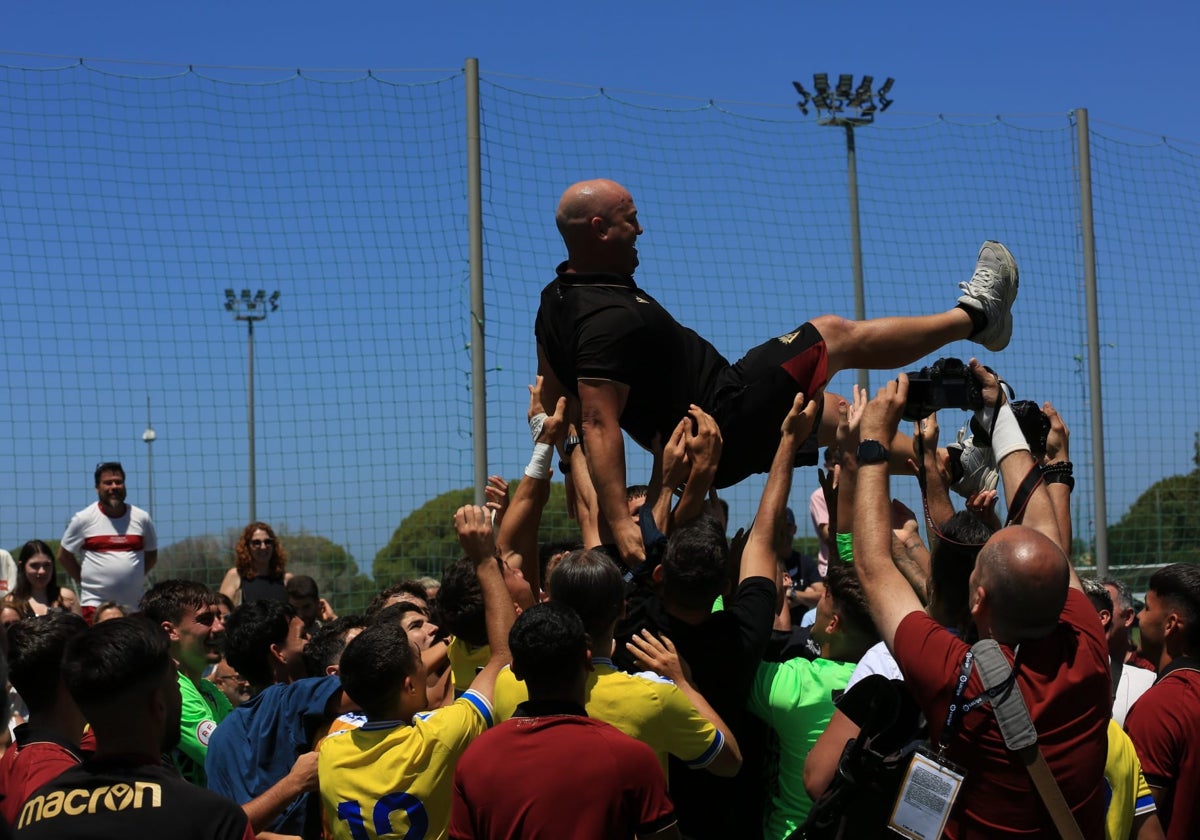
[223,288,282,523]
[836,74,853,103]
[792,81,811,115]
[878,77,895,111]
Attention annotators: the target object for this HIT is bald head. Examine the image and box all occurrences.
[555,179,642,275]
[973,526,1069,643]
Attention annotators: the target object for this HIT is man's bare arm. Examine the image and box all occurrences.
[742,393,820,584]
[57,547,81,582]
[454,505,518,703]
[578,377,645,565]
[854,376,927,651]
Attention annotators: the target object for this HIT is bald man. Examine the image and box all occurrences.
[535,179,1019,565]
[850,363,1110,838]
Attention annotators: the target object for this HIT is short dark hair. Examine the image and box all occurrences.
[548,549,624,642]
[139,579,215,626]
[365,580,429,620]
[1148,563,1200,652]
[7,612,88,713]
[224,599,296,688]
[1080,576,1114,615]
[929,511,992,625]
[824,561,877,641]
[509,602,587,693]
[626,484,649,502]
[286,575,319,600]
[538,539,584,587]
[438,557,486,646]
[338,622,417,718]
[62,616,171,718]
[662,515,729,611]
[371,602,429,628]
[94,461,125,486]
[304,614,366,675]
[1099,576,1134,613]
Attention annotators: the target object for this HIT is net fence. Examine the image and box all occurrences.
[1,58,1197,609]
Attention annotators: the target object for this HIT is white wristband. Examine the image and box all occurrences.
[525,442,553,479]
[528,412,547,445]
[989,401,1031,464]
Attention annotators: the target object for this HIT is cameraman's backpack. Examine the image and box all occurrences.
[790,675,925,840]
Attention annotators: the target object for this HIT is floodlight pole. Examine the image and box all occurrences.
[224,289,281,524]
[795,74,894,395]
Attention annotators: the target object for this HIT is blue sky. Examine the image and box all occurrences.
[2,2,1196,575]
[8,1,1198,142]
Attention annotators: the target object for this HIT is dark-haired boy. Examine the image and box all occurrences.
[0,613,90,824]
[13,617,253,840]
[318,505,516,840]
[140,579,230,785]
[451,602,678,839]
[1125,562,1200,839]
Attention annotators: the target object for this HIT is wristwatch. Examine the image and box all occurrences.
[856,439,890,465]
[563,434,582,457]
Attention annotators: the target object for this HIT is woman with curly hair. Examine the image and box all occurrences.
[12,539,76,617]
[219,522,293,606]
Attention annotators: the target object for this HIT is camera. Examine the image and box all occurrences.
[902,357,983,421]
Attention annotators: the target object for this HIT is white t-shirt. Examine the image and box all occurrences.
[60,502,157,608]
[1111,661,1155,727]
[0,549,16,599]
[844,640,904,692]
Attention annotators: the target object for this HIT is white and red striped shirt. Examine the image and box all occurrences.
[60,503,156,608]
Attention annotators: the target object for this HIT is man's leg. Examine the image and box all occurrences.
[813,241,1018,376]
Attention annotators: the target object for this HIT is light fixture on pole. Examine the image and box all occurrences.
[141,396,156,515]
[224,288,281,524]
[793,74,895,394]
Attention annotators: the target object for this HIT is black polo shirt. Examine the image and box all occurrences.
[535,263,729,452]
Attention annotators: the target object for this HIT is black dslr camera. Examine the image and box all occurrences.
[902,357,983,421]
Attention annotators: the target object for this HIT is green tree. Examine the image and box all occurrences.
[153,533,232,590]
[374,479,578,588]
[1107,469,1200,568]
[154,527,376,614]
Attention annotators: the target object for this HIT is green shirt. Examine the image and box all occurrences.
[748,656,855,840]
[174,669,233,785]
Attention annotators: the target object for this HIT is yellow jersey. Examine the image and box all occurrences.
[492,656,722,776]
[447,637,490,695]
[318,690,492,840]
[1104,718,1156,840]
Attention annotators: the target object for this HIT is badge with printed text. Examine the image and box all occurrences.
[887,746,966,840]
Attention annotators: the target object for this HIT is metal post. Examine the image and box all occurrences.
[141,396,156,515]
[1076,108,1107,574]
[224,289,278,525]
[466,57,487,505]
[248,317,256,523]
[845,124,868,394]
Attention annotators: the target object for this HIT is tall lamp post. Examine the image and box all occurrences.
[793,74,894,394]
[224,288,281,524]
[141,396,156,515]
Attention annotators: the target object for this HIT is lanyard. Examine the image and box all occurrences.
[940,646,1020,749]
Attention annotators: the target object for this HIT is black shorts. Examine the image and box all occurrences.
[709,322,828,488]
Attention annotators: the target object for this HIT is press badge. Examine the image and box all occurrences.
[887,746,966,840]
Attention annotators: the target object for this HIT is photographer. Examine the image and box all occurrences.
[850,360,1110,838]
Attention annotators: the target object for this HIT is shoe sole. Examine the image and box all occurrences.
[978,240,1019,352]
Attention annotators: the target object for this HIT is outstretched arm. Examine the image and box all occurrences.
[454,505,518,703]
[742,393,821,584]
[670,406,723,530]
[966,360,1074,587]
[497,378,568,595]
[854,376,926,650]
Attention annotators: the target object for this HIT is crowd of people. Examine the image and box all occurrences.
[0,179,1196,839]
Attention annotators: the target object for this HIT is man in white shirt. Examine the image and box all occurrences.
[58,461,157,622]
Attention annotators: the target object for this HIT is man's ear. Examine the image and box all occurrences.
[268,642,287,667]
[652,565,665,585]
[161,621,180,642]
[1098,609,1113,632]
[824,611,841,636]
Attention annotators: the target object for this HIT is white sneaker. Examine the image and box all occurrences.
[947,431,999,499]
[958,241,1019,352]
